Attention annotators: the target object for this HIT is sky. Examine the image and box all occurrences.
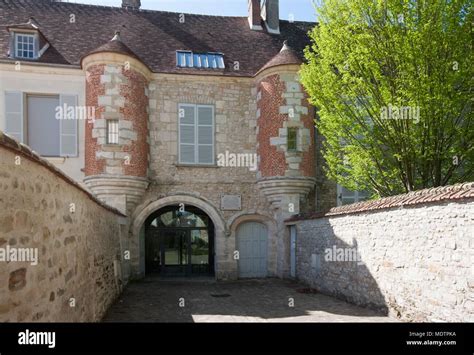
[64,0,319,22]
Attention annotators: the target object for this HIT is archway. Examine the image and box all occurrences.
[130,194,228,279]
[144,205,215,277]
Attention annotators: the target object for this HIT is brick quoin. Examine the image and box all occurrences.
[121,68,148,177]
[257,74,287,177]
[84,64,106,176]
[257,73,315,178]
[300,92,316,178]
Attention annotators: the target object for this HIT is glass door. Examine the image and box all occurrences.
[160,229,189,276]
[190,229,210,274]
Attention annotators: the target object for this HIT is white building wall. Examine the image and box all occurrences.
[0,63,86,183]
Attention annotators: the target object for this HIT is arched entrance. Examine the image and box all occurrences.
[144,205,215,277]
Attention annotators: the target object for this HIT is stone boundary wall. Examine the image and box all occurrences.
[0,131,126,321]
[288,183,474,322]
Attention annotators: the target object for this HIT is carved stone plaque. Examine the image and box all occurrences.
[220,194,242,211]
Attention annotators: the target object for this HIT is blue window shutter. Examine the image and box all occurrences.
[197,105,214,164]
[4,91,23,142]
[59,94,78,157]
[9,32,15,58]
[34,34,39,59]
[179,104,196,164]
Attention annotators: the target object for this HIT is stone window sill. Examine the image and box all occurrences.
[102,144,124,151]
[175,163,219,168]
[44,157,67,164]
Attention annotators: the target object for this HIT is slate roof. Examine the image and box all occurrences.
[0,0,315,77]
[84,31,143,63]
[257,40,302,75]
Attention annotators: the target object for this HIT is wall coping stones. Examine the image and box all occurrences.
[287,182,474,222]
[0,130,126,217]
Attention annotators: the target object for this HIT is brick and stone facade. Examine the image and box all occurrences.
[82,38,150,215]
[74,35,321,280]
[0,0,325,283]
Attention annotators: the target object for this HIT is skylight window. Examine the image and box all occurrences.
[176,51,225,69]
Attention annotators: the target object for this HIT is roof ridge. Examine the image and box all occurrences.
[6,0,248,18]
[0,0,314,77]
[7,0,317,21]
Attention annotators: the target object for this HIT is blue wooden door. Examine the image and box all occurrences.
[290,225,296,278]
[237,222,268,278]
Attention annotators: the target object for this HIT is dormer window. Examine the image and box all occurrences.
[7,18,50,61]
[176,51,225,69]
[15,33,36,59]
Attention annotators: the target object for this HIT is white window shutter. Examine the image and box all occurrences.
[197,106,214,164]
[59,94,78,157]
[4,91,23,142]
[34,34,39,59]
[179,104,195,164]
[9,32,15,58]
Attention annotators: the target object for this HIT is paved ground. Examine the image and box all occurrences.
[103,277,396,322]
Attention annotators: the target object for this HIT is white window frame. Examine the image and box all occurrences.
[4,91,24,142]
[178,103,215,165]
[337,184,369,206]
[15,33,36,59]
[58,94,78,157]
[27,94,61,157]
[106,119,119,145]
[4,91,78,157]
[176,51,225,69]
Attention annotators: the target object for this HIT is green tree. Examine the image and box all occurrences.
[300,0,473,197]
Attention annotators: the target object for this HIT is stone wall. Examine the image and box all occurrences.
[289,184,474,322]
[0,132,126,322]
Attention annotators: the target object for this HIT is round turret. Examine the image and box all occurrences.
[255,41,316,215]
[81,32,150,214]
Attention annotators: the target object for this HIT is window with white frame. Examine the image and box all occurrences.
[337,184,370,206]
[15,33,36,59]
[287,127,298,152]
[176,51,225,69]
[107,119,119,144]
[178,104,214,165]
[4,92,78,157]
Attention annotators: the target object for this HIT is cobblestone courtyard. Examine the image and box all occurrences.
[103,278,396,322]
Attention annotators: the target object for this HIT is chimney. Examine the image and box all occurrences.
[248,0,263,30]
[122,0,141,10]
[261,0,280,34]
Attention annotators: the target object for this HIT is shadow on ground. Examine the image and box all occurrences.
[103,278,396,322]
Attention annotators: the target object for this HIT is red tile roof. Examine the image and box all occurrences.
[287,183,474,222]
[0,0,315,76]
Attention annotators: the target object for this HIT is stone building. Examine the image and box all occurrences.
[0,0,362,280]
